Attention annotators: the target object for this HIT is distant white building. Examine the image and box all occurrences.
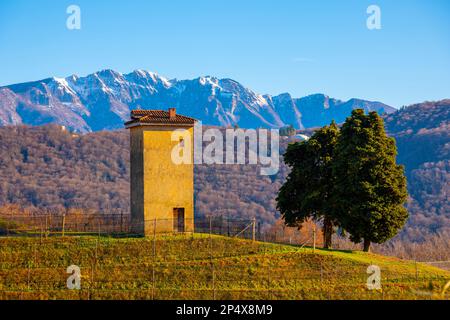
[294,134,309,141]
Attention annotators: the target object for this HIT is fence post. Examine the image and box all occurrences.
[120,211,123,233]
[209,215,212,237]
[39,223,43,244]
[212,267,216,300]
[61,214,66,237]
[153,218,157,254]
[191,216,195,240]
[209,215,213,253]
[208,215,215,300]
[313,226,316,253]
[252,218,256,242]
[45,214,49,238]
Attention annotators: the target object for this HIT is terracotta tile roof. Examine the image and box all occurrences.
[125,109,197,127]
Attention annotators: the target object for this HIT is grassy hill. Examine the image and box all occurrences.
[0,234,449,300]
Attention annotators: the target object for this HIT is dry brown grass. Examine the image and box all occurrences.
[332,232,450,262]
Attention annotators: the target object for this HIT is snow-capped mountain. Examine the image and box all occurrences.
[0,69,395,132]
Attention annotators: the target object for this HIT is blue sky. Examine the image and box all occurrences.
[0,0,449,107]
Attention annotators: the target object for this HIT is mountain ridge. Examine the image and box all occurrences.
[0,69,396,133]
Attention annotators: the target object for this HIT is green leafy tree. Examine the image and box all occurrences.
[277,122,340,249]
[332,109,408,252]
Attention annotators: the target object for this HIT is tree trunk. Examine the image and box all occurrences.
[363,239,371,252]
[322,217,333,249]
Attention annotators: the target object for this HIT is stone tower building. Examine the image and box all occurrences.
[125,108,196,236]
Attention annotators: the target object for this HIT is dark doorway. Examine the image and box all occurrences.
[173,208,185,232]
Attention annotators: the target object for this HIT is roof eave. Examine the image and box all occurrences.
[125,121,197,129]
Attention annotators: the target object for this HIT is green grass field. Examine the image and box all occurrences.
[0,234,449,300]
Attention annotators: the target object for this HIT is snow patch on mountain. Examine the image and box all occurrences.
[0,69,396,132]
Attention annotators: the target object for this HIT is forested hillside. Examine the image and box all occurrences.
[384,100,449,240]
[0,100,448,240]
[0,125,129,212]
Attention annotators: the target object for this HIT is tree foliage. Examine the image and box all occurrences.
[332,110,409,251]
[278,110,410,252]
[277,122,340,248]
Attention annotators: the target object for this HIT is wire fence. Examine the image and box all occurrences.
[0,212,309,245]
[0,213,257,238]
[0,213,449,300]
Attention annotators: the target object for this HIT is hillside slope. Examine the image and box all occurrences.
[384,100,450,239]
[0,235,448,300]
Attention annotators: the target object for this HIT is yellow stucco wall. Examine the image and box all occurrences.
[130,125,194,236]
